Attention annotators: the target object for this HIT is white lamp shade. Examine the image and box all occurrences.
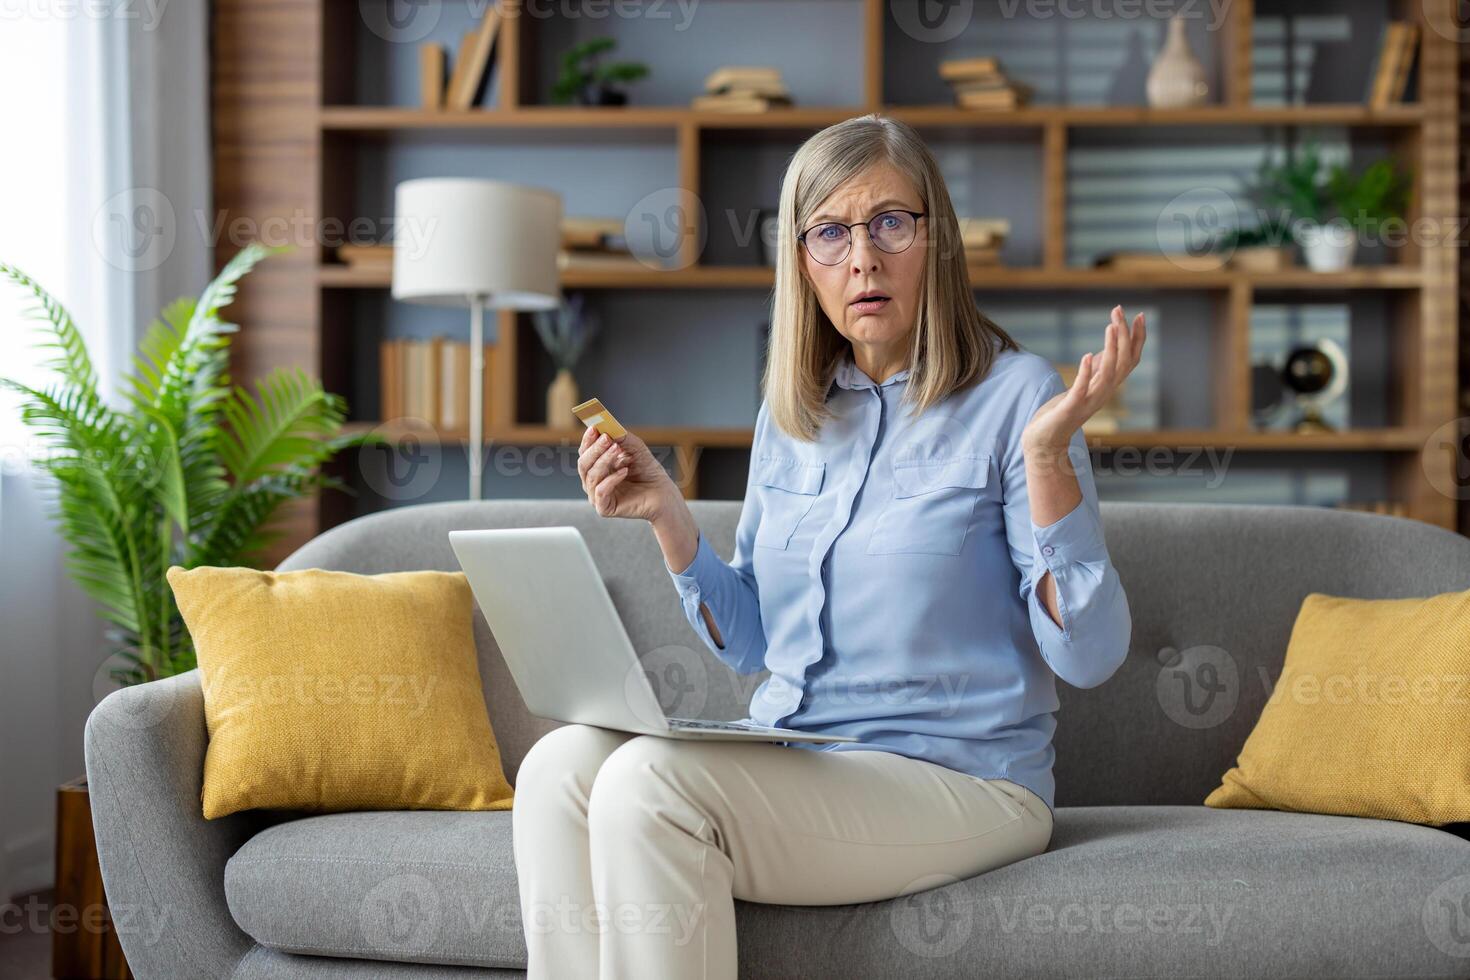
[391,177,562,310]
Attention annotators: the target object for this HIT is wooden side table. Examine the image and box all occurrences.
[53,777,130,979]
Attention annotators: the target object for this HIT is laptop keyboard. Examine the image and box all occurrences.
[667,717,781,732]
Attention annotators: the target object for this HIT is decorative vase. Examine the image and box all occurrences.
[547,368,579,427]
[1296,219,1358,272]
[1146,14,1209,108]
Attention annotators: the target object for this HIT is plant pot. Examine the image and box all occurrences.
[547,368,579,427]
[1296,219,1358,272]
[578,83,627,106]
[54,776,132,979]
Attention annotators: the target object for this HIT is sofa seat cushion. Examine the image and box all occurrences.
[225,810,524,970]
[225,805,1470,976]
[734,806,1470,979]
[230,947,524,979]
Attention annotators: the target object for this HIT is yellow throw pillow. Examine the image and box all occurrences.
[167,565,514,820]
[1204,586,1470,826]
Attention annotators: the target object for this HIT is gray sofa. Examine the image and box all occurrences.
[85,499,1470,979]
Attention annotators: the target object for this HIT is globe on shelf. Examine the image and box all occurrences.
[1282,339,1348,433]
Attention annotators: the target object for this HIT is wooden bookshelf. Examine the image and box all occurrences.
[339,420,1441,503]
[319,263,1427,291]
[212,0,1462,563]
[343,420,1437,453]
[317,103,1427,132]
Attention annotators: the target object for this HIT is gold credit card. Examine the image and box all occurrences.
[571,397,627,439]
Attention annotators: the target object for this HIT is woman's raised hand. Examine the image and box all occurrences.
[1023,304,1146,455]
[577,425,676,522]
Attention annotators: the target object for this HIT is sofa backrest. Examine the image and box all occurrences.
[278,500,1470,807]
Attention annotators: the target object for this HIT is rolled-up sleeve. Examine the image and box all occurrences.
[664,403,770,675]
[1001,370,1131,689]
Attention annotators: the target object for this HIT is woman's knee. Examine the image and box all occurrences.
[586,736,702,838]
[515,723,632,796]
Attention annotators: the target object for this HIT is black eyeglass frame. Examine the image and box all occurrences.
[796,210,928,265]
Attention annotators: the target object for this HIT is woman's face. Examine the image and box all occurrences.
[798,161,927,370]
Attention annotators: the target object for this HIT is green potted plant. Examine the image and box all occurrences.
[4,242,367,978]
[550,37,649,106]
[1243,141,1412,272]
[1317,155,1412,269]
[2,242,363,685]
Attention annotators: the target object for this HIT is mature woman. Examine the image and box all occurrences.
[513,112,1143,979]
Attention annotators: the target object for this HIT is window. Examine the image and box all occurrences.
[0,13,70,465]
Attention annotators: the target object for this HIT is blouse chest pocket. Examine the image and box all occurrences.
[751,454,825,550]
[866,453,994,556]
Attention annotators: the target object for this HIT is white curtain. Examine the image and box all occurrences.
[0,3,211,902]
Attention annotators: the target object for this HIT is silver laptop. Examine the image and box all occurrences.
[448,526,857,744]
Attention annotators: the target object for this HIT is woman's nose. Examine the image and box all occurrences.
[849,227,881,271]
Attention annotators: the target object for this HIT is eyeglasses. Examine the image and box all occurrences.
[797,210,927,266]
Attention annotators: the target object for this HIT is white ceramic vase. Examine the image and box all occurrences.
[1147,14,1210,108]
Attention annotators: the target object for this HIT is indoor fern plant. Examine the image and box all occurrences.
[1,242,362,684]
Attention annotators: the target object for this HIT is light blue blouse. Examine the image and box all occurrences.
[664,342,1132,816]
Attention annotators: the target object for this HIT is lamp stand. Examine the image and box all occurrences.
[469,294,485,500]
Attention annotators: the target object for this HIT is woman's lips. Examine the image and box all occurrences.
[851,297,890,314]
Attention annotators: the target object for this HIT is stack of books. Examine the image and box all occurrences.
[1055,362,1127,433]
[379,337,491,434]
[558,217,639,273]
[693,66,793,112]
[1367,20,1419,109]
[1091,249,1228,273]
[940,57,1033,111]
[958,217,1010,265]
[420,1,504,109]
[333,218,641,274]
[336,243,394,272]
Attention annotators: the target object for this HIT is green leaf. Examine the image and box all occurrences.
[4,380,152,641]
[0,263,100,400]
[127,297,196,410]
[2,243,357,685]
[140,406,189,535]
[217,367,345,485]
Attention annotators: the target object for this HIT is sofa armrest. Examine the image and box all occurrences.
[84,669,268,979]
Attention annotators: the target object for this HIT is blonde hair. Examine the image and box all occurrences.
[764,112,1019,442]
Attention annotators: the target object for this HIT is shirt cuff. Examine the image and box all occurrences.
[1031,495,1108,571]
[666,530,722,598]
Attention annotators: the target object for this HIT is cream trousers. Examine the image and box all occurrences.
[511,723,1053,980]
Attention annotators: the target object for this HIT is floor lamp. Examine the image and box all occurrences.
[392,178,562,500]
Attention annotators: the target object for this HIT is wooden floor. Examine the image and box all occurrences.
[0,889,54,980]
